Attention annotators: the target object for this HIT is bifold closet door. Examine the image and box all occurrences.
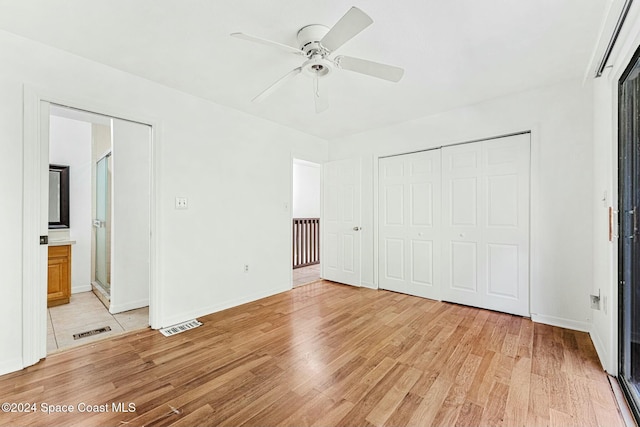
[379,150,441,300]
[441,134,530,316]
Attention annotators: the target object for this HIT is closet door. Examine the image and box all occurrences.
[441,134,530,316]
[379,150,441,299]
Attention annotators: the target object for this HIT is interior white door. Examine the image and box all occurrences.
[110,119,151,313]
[441,133,530,316]
[379,150,441,299]
[322,158,361,286]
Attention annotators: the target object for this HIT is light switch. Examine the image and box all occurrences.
[175,197,188,209]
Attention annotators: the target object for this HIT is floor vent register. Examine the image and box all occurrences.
[73,326,112,340]
[159,319,202,337]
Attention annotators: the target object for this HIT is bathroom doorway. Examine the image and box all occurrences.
[45,104,151,354]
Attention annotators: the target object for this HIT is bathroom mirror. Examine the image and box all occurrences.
[49,164,70,229]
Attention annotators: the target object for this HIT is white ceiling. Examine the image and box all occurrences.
[0,0,609,139]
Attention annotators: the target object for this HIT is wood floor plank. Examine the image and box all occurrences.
[479,380,509,426]
[454,400,485,427]
[382,392,423,427]
[503,356,532,426]
[336,362,409,426]
[0,281,625,427]
[365,366,421,426]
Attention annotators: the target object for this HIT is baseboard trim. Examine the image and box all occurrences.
[0,358,23,376]
[110,299,149,314]
[160,286,290,329]
[590,328,610,372]
[72,285,92,294]
[530,313,591,332]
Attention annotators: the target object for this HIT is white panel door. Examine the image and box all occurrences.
[379,150,441,299]
[441,133,530,316]
[110,119,151,313]
[322,158,361,286]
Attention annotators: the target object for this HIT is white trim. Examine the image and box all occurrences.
[590,328,610,371]
[160,286,290,329]
[110,298,150,314]
[531,313,591,333]
[22,87,48,368]
[149,122,161,329]
[71,285,92,294]
[289,154,294,289]
[372,152,380,289]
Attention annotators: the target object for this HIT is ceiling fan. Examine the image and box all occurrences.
[231,6,404,113]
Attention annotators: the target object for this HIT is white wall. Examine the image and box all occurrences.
[328,78,595,331]
[49,115,92,294]
[590,0,640,374]
[0,30,327,375]
[292,160,321,218]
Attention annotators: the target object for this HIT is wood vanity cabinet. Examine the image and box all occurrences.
[48,245,71,307]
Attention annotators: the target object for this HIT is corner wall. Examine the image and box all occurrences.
[328,79,595,331]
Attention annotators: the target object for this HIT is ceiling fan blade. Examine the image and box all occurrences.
[231,32,303,56]
[336,55,404,82]
[313,76,329,113]
[252,67,302,103]
[320,7,373,53]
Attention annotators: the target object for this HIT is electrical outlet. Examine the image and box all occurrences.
[603,295,608,314]
[590,294,601,310]
[244,264,249,273]
[175,197,188,210]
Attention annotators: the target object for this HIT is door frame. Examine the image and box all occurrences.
[372,129,540,317]
[616,42,640,420]
[22,86,161,367]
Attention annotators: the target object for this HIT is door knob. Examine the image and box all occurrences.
[353,226,362,231]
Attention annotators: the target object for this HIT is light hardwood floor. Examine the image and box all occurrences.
[0,281,625,427]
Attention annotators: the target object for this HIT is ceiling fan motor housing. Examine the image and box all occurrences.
[297,24,330,56]
[297,24,332,78]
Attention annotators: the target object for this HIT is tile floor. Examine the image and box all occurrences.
[47,291,149,353]
[292,263,321,287]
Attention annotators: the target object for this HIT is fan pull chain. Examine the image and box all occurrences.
[314,77,318,98]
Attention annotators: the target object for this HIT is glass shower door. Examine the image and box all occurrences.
[95,154,111,292]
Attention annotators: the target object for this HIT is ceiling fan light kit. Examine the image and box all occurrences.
[231,6,404,113]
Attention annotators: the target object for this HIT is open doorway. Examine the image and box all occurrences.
[292,159,321,287]
[46,104,150,353]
